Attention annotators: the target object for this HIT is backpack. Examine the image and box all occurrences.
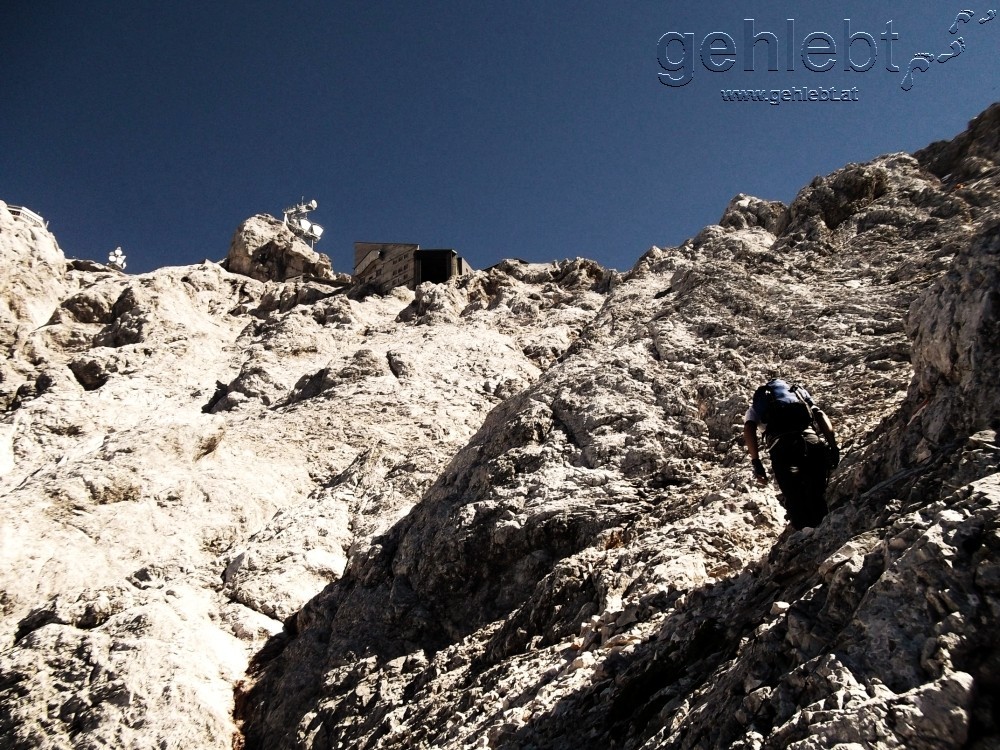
[752,379,814,438]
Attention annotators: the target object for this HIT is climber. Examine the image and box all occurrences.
[743,379,840,530]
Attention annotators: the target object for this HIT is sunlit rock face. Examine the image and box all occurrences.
[224,213,338,283]
[2,105,999,750]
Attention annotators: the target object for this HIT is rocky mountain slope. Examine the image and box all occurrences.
[2,104,999,750]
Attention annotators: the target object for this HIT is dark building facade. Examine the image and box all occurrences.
[353,242,471,293]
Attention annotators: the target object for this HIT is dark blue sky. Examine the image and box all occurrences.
[2,2,998,274]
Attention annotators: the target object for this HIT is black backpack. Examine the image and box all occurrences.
[752,380,814,438]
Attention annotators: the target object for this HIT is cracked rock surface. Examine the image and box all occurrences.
[236,105,1000,750]
[2,104,1000,750]
[0,202,609,749]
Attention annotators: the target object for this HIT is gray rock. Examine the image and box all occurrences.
[2,104,1000,750]
[0,209,610,748]
[233,104,1000,750]
[223,214,334,282]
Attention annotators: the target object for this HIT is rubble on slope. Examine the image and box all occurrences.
[0,196,610,749]
[0,104,998,750]
[235,104,1000,750]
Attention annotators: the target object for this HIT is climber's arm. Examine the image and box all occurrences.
[744,421,761,460]
[744,421,769,484]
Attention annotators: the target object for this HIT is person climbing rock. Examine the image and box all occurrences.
[744,379,840,529]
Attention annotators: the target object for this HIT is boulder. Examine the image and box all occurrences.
[224,213,333,282]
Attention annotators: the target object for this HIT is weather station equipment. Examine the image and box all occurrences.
[108,246,127,271]
[282,199,325,248]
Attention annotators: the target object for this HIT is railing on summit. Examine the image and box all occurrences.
[7,205,48,229]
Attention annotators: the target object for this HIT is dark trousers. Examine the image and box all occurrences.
[768,431,830,529]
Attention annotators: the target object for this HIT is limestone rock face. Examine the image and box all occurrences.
[0,202,69,401]
[233,105,1000,750]
[0,208,608,748]
[224,213,339,283]
[0,202,67,325]
[2,104,1000,750]
[916,101,1000,185]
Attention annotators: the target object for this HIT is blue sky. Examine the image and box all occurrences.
[2,2,998,275]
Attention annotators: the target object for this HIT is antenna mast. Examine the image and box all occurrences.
[282,199,324,248]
